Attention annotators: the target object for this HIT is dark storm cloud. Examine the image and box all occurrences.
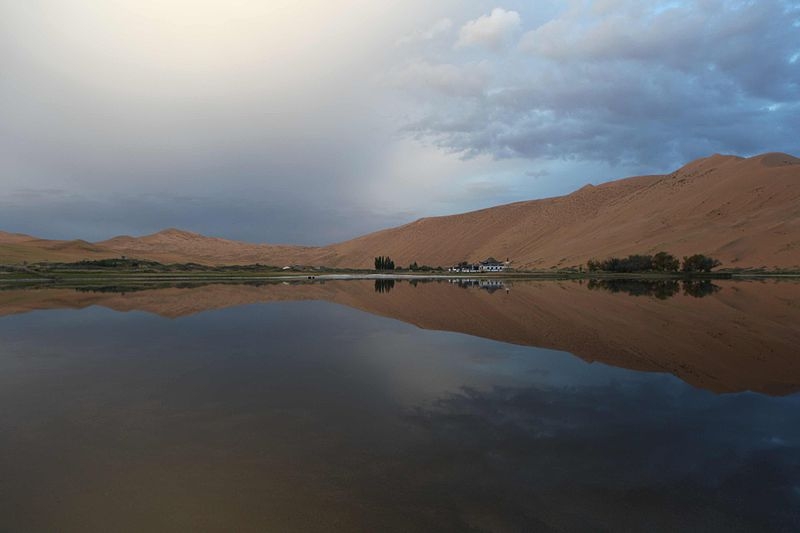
[403,0,800,168]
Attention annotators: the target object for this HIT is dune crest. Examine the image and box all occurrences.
[1,152,799,268]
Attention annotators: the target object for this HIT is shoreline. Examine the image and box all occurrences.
[2,269,800,290]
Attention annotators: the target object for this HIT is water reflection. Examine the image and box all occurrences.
[405,383,800,531]
[587,278,721,299]
[374,278,395,293]
[2,279,798,394]
[449,278,507,293]
[682,278,723,297]
[0,293,797,531]
[0,281,799,530]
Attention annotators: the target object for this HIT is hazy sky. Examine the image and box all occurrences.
[1,0,798,244]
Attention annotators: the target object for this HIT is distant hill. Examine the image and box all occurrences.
[2,152,799,269]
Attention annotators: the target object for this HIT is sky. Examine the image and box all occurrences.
[1,0,798,244]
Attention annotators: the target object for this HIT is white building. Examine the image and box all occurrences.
[449,258,507,272]
[479,258,505,272]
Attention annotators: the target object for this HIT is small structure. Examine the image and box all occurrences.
[479,257,505,272]
[448,262,480,273]
[449,258,507,273]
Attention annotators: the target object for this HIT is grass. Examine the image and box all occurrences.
[1,257,799,290]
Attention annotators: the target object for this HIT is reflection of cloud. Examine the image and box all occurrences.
[401,383,800,530]
[3,287,799,529]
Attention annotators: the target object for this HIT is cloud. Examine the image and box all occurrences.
[519,0,800,100]
[525,169,549,178]
[395,18,453,46]
[384,60,490,97]
[0,0,447,242]
[3,0,799,243]
[402,0,800,169]
[455,8,521,50]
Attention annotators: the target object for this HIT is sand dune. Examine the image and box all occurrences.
[1,279,799,395]
[324,152,800,269]
[1,152,799,268]
[96,228,326,266]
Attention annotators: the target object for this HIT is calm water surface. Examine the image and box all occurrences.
[0,280,798,531]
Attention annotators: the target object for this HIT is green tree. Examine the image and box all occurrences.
[374,256,395,271]
[681,254,721,273]
[652,251,680,272]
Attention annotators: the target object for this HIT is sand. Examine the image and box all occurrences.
[1,152,799,268]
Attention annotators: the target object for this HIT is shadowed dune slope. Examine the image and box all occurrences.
[2,279,799,395]
[1,152,799,268]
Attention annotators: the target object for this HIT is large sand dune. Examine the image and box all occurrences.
[1,152,799,268]
[324,152,800,269]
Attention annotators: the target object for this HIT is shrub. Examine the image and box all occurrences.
[681,254,721,273]
[652,251,680,272]
[586,254,653,273]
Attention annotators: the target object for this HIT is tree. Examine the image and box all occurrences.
[652,251,680,272]
[681,254,721,273]
[586,254,653,273]
[374,256,395,271]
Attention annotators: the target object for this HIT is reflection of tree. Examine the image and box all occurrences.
[374,279,395,294]
[587,279,681,299]
[682,280,722,298]
[587,279,721,299]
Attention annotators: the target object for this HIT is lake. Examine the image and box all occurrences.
[0,279,798,531]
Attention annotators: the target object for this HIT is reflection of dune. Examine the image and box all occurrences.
[2,280,800,395]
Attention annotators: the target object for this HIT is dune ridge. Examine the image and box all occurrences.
[1,152,799,268]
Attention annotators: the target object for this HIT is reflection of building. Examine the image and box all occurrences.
[448,279,506,293]
[448,258,507,273]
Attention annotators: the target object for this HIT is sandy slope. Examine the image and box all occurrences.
[1,152,799,268]
[96,228,329,266]
[1,279,799,395]
[324,152,800,269]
